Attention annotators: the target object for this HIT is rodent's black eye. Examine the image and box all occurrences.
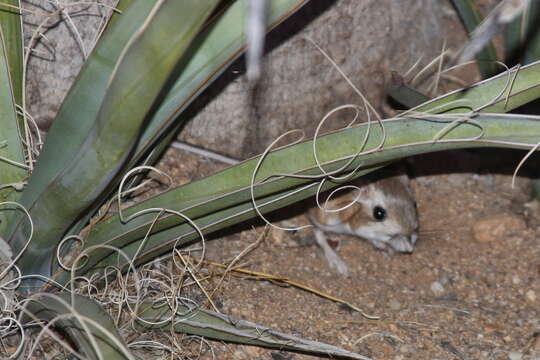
[373,206,386,221]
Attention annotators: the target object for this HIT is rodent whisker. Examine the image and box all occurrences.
[418,227,468,234]
[417,228,469,239]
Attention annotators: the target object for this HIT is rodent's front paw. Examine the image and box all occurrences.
[313,228,350,276]
[326,252,350,277]
[369,239,393,253]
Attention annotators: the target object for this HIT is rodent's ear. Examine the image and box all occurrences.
[392,173,409,186]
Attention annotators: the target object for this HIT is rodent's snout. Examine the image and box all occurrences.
[391,233,417,253]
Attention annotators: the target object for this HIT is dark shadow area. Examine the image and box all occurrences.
[410,148,540,179]
[504,7,540,68]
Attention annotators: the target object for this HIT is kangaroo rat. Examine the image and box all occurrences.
[308,173,418,276]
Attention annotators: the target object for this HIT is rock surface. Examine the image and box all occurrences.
[180,0,451,159]
[472,214,527,243]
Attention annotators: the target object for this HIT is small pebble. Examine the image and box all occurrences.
[472,214,526,243]
[389,299,402,311]
[399,345,413,353]
[512,275,521,285]
[526,290,537,303]
[430,281,445,296]
[508,351,523,360]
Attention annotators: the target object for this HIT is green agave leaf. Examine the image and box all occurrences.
[504,0,540,65]
[19,292,132,360]
[450,0,499,78]
[136,301,370,360]
[55,113,540,283]
[0,27,26,236]
[4,0,150,264]
[50,0,147,240]
[0,0,23,105]
[8,0,220,288]
[9,0,148,216]
[409,59,540,114]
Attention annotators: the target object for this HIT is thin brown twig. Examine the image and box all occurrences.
[175,250,220,313]
[186,255,379,320]
[209,225,269,299]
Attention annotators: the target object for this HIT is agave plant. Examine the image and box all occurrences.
[1,0,540,359]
